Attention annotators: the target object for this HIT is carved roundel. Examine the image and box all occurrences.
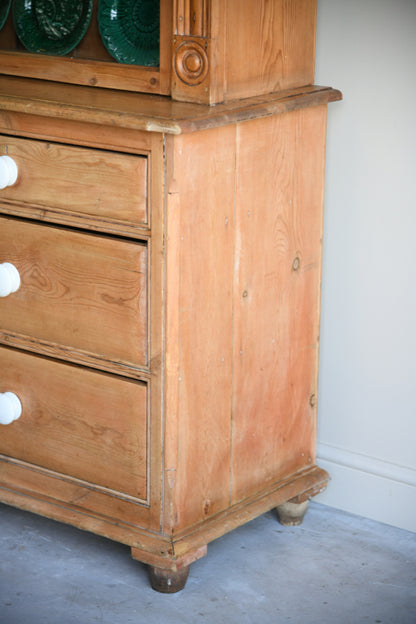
[174,41,209,86]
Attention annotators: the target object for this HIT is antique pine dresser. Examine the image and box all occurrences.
[0,0,341,592]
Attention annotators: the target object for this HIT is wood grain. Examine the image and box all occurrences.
[0,217,148,369]
[0,347,148,500]
[230,106,328,503]
[169,466,328,556]
[0,0,319,103]
[0,51,163,94]
[224,0,316,101]
[0,70,338,580]
[163,126,236,532]
[0,76,341,135]
[0,457,327,558]
[0,457,156,537]
[174,0,209,36]
[0,135,148,227]
[0,111,152,155]
[147,132,166,529]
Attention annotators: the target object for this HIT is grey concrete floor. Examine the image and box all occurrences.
[0,501,415,624]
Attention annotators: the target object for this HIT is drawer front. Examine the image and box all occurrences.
[0,217,147,369]
[0,136,148,229]
[0,347,147,500]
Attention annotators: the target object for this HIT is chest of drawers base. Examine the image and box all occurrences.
[0,79,341,592]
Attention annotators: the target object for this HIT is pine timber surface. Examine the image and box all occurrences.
[0,217,148,371]
[0,0,315,103]
[0,75,341,581]
[0,136,148,227]
[0,76,342,134]
[0,347,148,500]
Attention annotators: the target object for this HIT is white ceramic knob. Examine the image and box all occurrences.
[0,392,22,425]
[0,155,18,190]
[0,262,21,297]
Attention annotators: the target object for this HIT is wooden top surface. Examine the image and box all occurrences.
[0,76,342,134]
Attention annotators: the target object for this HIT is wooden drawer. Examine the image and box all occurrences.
[0,217,147,371]
[0,136,148,231]
[0,347,148,500]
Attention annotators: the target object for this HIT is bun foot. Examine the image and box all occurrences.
[148,564,190,593]
[276,500,309,526]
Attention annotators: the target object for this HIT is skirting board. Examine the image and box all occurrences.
[315,443,416,533]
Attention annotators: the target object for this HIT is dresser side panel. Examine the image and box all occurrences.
[231,105,328,503]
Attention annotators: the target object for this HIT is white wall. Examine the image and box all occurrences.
[314,0,416,532]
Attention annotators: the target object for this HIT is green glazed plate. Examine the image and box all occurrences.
[0,0,12,32]
[13,0,93,56]
[98,0,159,66]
